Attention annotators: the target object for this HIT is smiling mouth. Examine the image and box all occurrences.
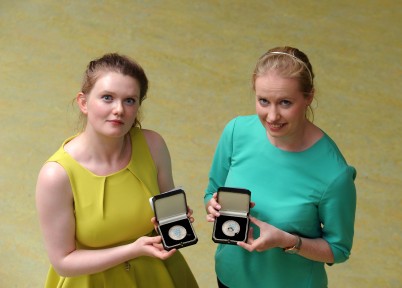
[267,122,285,129]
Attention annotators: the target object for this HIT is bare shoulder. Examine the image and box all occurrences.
[142,129,164,141]
[140,130,174,191]
[140,129,172,170]
[37,162,69,185]
[141,129,167,149]
[36,162,72,202]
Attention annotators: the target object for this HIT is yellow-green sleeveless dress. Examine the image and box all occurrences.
[44,127,198,288]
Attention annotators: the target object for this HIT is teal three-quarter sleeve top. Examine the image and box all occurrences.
[204,115,356,288]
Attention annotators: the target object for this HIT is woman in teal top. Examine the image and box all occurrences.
[205,46,356,288]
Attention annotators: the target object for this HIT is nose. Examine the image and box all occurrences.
[266,106,280,122]
[113,101,124,116]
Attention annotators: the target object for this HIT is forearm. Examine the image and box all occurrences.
[52,242,136,277]
[285,234,334,263]
[299,237,334,263]
[240,217,335,264]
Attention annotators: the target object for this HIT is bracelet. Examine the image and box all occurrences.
[283,234,302,254]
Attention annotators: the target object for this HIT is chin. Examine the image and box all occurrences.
[105,129,130,138]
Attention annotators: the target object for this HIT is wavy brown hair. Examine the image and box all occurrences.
[78,53,149,130]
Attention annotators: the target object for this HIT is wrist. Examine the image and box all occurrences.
[128,240,141,259]
[283,234,302,254]
[280,233,297,249]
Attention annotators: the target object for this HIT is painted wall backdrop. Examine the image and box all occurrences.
[0,1,401,287]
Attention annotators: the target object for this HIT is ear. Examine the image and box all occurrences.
[77,92,88,115]
[305,88,315,106]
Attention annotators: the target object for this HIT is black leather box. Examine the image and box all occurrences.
[151,188,198,250]
[212,187,251,245]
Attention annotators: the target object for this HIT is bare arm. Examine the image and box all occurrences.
[143,129,175,193]
[144,130,196,223]
[36,162,175,277]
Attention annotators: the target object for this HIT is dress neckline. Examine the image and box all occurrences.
[61,131,134,178]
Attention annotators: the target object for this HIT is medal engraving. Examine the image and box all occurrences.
[222,220,240,237]
[168,225,187,241]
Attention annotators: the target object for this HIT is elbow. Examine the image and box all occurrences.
[334,254,350,264]
[326,234,354,264]
[330,246,351,264]
[49,258,82,277]
[51,264,76,278]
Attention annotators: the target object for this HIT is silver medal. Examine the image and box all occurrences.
[222,220,240,237]
[168,225,187,241]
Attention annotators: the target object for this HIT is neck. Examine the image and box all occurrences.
[80,130,130,165]
[267,121,321,152]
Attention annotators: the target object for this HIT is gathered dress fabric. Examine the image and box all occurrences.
[204,115,356,288]
[44,127,198,288]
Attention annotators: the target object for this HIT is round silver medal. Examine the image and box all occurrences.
[222,220,240,237]
[168,225,187,241]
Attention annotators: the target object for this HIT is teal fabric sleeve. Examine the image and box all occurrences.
[320,165,357,263]
[204,118,236,204]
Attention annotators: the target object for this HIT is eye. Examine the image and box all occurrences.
[102,95,113,102]
[124,98,137,106]
[280,99,292,107]
[258,98,269,106]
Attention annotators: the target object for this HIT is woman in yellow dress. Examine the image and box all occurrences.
[36,53,198,287]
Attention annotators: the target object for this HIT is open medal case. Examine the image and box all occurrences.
[151,188,198,251]
[212,187,251,245]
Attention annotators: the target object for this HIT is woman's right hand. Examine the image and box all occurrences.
[206,192,255,222]
[206,192,221,222]
[131,236,176,260]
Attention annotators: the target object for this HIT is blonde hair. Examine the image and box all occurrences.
[252,46,315,120]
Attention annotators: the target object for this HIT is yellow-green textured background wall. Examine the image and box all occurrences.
[1,1,401,287]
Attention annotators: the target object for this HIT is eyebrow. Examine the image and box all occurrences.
[256,93,295,99]
[101,90,139,99]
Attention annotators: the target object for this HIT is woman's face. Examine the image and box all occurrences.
[255,72,313,145]
[78,71,140,138]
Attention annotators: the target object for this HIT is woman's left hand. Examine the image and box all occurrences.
[151,205,195,230]
[237,216,288,252]
[187,205,195,223]
[151,217,159,231]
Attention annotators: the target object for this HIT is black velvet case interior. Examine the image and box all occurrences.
[158,218,196,249]
[213,214,249,243]
[152,188,198,251]
[212,187,251,245]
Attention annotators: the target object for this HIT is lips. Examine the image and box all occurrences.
[108,119,124,125]
[267,122,286,131]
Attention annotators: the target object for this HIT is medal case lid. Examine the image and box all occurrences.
[152,188,188,224]
[217,187,251,216]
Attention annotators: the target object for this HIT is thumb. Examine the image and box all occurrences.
[249,216,264,227]
[148,235,162,244]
